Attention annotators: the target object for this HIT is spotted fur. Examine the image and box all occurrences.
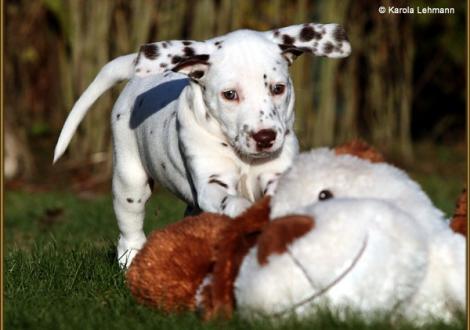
[130,23,350,79]
[264,22,351,61]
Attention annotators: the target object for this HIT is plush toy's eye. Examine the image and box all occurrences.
[318,190,334,201]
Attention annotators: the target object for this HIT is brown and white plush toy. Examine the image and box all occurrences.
[126,195,271,317]
[126,141,466,324]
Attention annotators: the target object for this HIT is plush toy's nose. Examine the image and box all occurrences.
[251,129,277,149]
[257,215,314,265]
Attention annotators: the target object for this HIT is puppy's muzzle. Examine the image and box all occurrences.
[251,129,277,150]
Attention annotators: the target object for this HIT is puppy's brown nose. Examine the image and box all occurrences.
[252,129,277,149]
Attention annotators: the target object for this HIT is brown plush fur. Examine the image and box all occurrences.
[450,188,467,237]
[335,139,385,163]
[257,215,314,265]
[203,196,272,320]
[126,213,231,312]
[126,197,273,317]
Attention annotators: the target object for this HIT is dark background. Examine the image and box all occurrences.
[4,0,467,191]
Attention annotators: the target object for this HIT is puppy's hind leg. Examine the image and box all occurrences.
[113,160,152,269]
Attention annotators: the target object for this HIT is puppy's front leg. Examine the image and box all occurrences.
[195,172,252,217]
[218,195,252,218]
[258,172,283,196]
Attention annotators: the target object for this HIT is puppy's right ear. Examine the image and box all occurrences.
[134,40,214,81]
[172,55,210,82]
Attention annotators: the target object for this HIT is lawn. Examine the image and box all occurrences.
[4,147,467,329]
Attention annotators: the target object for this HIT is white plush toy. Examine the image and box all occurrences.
[127,141,465,324]
[235,142,466,323]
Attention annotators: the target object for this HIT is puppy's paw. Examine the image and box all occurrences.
[117,235,146,269]
[223,196,252,217]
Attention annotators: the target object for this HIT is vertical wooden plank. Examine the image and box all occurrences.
[191,0,216,39]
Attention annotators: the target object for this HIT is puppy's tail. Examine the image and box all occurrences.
[53,53,137,163]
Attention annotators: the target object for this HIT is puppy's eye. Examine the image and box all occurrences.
[318,190,334,201]
[271,84,286,96]
[222,90,239,101]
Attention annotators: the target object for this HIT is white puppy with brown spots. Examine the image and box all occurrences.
[53,23,351,267]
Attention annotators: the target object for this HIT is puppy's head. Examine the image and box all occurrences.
[198,31,295,158]
[134,23,351,159]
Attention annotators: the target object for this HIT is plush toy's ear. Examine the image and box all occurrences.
[335,139,385,163]
[264,23,351,65]
[203,196,272,321]
[450,188,467,237]
[257,215,314,265]
[134,40,214,80]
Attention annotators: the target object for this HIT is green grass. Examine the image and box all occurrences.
[4,170,466,329]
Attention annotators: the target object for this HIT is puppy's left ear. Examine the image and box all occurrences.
[264,23,351,65]
[335,139,385,163]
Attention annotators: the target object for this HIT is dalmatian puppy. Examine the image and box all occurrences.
[53,23,351,267]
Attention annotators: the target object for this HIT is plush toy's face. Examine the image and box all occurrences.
[270,148,446,236]
[235,147,458,319]
[235,198,429,318]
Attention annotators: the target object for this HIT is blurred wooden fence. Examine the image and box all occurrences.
[6,0,463,180]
